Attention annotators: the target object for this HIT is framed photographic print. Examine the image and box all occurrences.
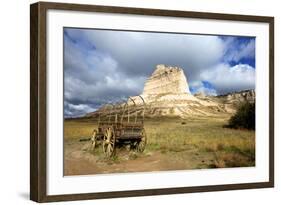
[30,1,274,202]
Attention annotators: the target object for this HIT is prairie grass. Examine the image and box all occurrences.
[64,118,97,139]
[64,115,255,168]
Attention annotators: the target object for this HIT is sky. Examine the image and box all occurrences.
[64,28,255,117]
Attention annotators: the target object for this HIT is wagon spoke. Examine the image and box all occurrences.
[102,126,115,157]
[89,129,97,152]
[136,129,147,152]
[108,145,112,152]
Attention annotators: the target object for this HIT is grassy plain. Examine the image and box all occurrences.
[64,115,255,175]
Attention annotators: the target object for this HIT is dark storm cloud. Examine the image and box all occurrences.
[81,29,225,79]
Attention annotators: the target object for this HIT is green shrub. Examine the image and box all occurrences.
[225,102,255,130]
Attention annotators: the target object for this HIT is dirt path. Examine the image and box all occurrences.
[64,139,215,176]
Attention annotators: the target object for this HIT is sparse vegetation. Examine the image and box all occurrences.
[64,115,255,174]
[225,102,255,130]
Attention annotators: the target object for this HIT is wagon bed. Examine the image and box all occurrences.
[90,96,146,157]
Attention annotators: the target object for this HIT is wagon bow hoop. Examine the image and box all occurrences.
[137,95,146,122]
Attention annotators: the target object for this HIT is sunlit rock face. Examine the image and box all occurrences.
[225,89,255,103]
[133,64,197,105]
[130,64,208,117]
[142,64,190,95]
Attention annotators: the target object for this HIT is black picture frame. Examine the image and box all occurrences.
[30,1,274,202]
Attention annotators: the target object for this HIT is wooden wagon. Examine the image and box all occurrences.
[90,96,146,157]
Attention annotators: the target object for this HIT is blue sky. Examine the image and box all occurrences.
[64,28,255,117]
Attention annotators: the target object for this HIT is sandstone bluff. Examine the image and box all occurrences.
[87,64,255,118]
[142,64,191,95]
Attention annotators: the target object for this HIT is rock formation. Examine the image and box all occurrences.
[132,64,197,105]
[87,64,255,118]
[142,64,190,95]
[130,64,226,117]
[225,89,255,103]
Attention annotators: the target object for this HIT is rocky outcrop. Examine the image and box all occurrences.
[87,65,255,118]
[225,89,255,103]
[212,89,255,108]
[129,65,233,117]
[132,65,196,105]
[142,64,190,95]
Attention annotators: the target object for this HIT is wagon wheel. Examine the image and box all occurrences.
[136,129,147,152]
[102,127,115,157]
[89,129,97,151]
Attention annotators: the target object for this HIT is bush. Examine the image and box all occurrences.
[225,102,255,130]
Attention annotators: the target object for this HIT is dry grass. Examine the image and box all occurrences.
[64,118,96,139]
[64,115,255,169]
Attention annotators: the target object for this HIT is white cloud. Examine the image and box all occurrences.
[223,38,255,62]
[190,81,217,96]
[79,29,225,79]
[200,63,255,94]
[68,103,92,112]
[64,103,96,117]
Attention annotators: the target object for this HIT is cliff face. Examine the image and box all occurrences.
[133,64,196,105]
[225,90,255,103]
[129,64,237,117]
[142,64,190,95]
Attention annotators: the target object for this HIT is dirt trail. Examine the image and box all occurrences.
[64,139,215,176]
